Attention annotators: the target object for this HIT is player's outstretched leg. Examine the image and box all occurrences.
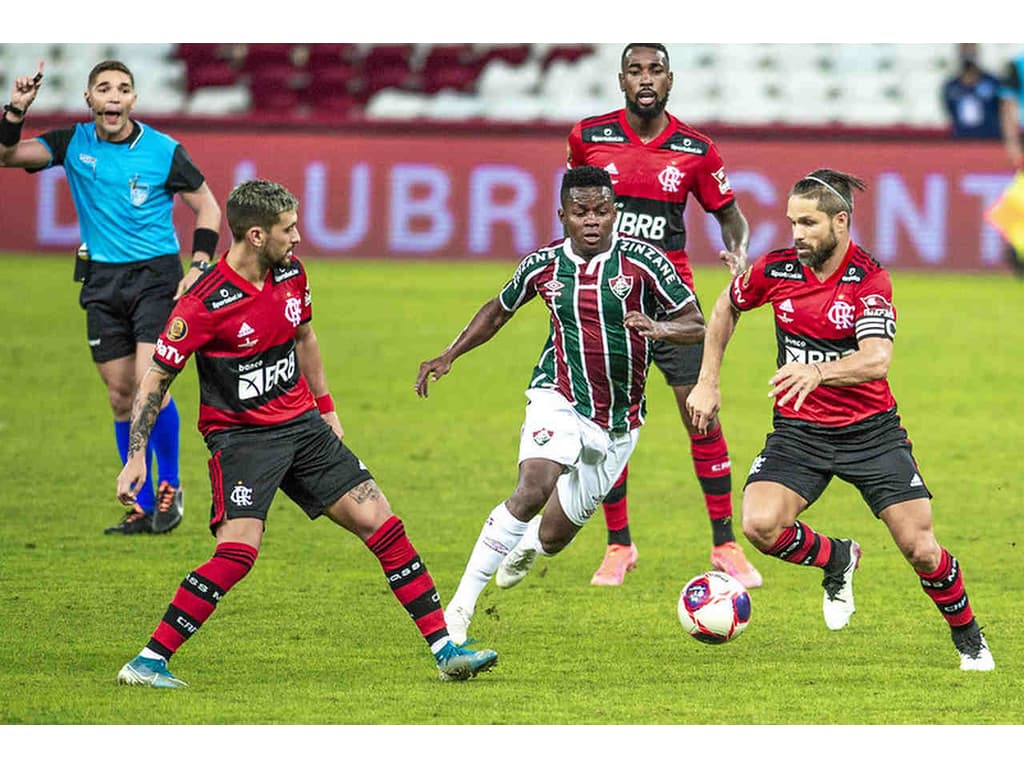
[592,466,636,586]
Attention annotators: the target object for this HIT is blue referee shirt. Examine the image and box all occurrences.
[30,121,205,264]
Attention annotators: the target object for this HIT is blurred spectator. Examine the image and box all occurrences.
[999,47,1024,169]
[998,48,1024,277]
[942,44,1003,139]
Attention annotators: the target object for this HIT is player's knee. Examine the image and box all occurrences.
[740,507,782,551]
[507,483,550,518]
[899,534,941,572]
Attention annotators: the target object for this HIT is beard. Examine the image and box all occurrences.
[796,227,838,269]
[626,92,670,120]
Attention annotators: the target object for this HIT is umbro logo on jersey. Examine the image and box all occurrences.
[237,322,255,338]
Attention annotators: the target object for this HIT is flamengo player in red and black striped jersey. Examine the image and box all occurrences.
[687,169,994,671]
[113,180,498,688]
[416,166,706,646]
[567,43,762,589]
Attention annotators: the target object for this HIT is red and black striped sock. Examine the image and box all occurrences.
[690,424,735,545]
[147,541,258,658]
[365,515,447,650]
[918,548,975,628]
[764,520,835,568]
[602,466,631,546]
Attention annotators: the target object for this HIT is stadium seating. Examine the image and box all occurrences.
[6,42,1021,130]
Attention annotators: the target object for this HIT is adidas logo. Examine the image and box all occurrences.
[779,298,794,312]
[237,322,255,338]
[910,473,923,488]
[604,162,619,175]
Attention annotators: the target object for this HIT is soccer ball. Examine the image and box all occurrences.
[677,571,751,644]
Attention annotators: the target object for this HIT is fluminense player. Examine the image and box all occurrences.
[566,43,760,588]
[416,165,705,644]
[686,168,994,671]
[115,179,497,687]
[0,58,222,535]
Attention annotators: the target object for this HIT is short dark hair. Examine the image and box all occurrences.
[621,43,670,70]
[791,169,867,217]
[87,60,134,89]
[226,179,299,240]
[560,165,614,202]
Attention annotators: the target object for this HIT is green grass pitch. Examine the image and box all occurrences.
[1,255,1021,742]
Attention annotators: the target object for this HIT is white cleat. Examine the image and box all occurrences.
[822,539,861,630]
[954,623,995,671]
[496,540,539,589]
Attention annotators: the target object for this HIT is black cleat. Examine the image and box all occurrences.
[152,481,183,534]
[105,504,154,535]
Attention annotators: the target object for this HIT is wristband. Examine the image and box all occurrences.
[191,227,219,258]
[812,363,824,384]
[0,115,23,146]
[316,394,335,414]
[189,259,212,273]
[3,103,25,117]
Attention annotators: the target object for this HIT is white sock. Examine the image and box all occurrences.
[139,647,165,662]
[520,514,545,555]
[449,502,529,614]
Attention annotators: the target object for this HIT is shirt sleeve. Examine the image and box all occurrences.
[566,124,584,169]
[498,253,544,311]
[26,127,73,170]
[691,141,736,213]
[153,296,210,373]
[729,258,770,312]
[165,143,206,193]
[854,270,897,343]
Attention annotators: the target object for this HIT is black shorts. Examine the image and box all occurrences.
[79,254,183,363]
[651,294,705,387]
[650,339,704,387]
[743,408,932,517]
[204,410,374,534]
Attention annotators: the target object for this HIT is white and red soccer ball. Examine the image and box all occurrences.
[678,571,751,644]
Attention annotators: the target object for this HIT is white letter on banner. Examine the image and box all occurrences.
[304,162,370,251]
[876,172,947,265]
[468,165,536,254]
[389,164,453,252]
[37,168,80,245]
[962,173,1016,265]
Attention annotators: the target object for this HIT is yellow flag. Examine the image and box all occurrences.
[986,172,1024,256]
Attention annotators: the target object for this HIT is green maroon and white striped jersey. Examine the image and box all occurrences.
[499,234,696,432]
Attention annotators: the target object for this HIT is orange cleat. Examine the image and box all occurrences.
[711,541,763,589]
[590,543,639,586]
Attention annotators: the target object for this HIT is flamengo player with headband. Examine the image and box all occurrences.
[686,168,994,671]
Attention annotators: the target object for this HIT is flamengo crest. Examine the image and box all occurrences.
[608,274,634,299]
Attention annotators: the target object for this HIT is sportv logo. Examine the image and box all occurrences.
[237,352,296,400]
[156,338,185,365]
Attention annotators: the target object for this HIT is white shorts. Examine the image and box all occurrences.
[517,388,639,527]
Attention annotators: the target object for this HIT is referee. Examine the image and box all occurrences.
[0,58,221,534]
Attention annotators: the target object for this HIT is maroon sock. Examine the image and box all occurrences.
[764,521,834,568]
[148,541,258,657]
[366,515,447,648]
[918,548,975,628]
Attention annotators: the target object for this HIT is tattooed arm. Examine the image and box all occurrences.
[116,365,177,505]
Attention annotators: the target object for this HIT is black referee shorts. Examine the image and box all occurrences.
[650,294,706,387]
[79,253,183,363]
[204,411,374,534]
[744,408,933,517]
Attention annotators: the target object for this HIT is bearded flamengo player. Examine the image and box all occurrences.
[566,43,761,588]
[686,168,994,671]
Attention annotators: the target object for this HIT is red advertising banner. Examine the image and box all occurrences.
[0,124,1014,271]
